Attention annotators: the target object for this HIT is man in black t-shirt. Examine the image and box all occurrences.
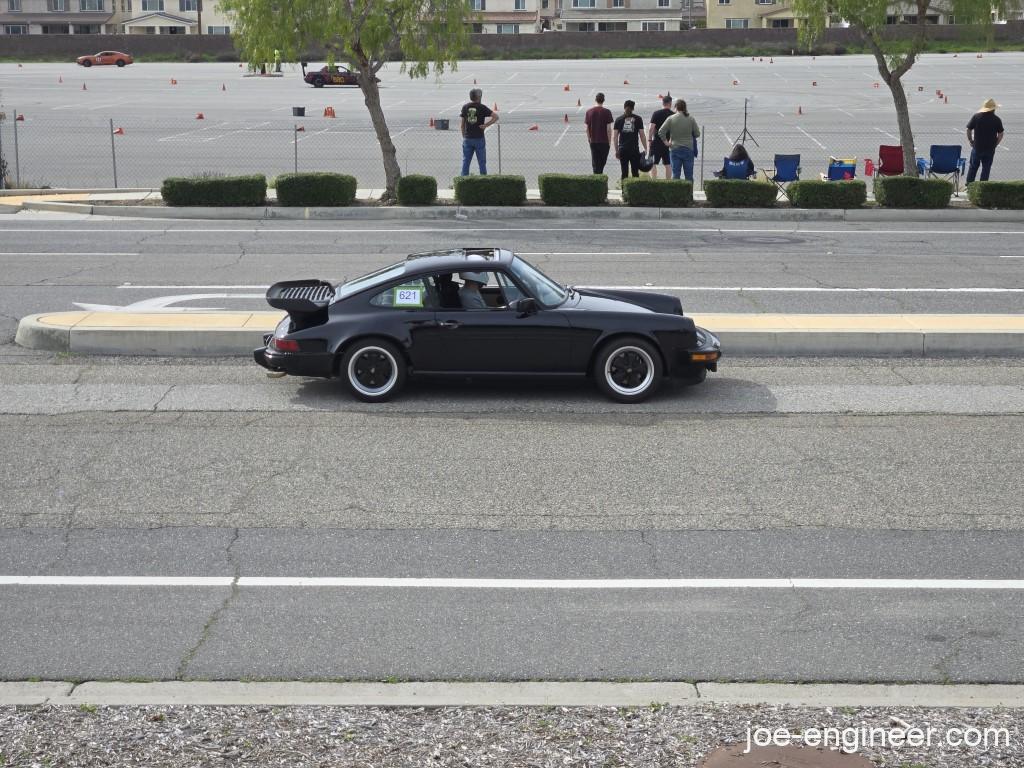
[612,100,648,182]
[966,98,1005,183]
[460,88,498,176]
[648,95,674,179]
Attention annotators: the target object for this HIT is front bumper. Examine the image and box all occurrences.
[676,326,721,373]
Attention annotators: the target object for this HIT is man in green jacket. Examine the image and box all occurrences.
[657,99,700,182]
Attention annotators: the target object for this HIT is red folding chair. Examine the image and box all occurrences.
[877,145,904,176]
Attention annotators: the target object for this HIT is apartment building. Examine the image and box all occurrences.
[468,0,546,33]
[705,0,799,29]
[110,0,231,35]
[1,0,114,35]
[558,0,705,32]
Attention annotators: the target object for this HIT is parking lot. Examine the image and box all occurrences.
[1,53,1021,187]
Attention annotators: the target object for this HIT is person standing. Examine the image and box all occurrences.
[460,88,498,176]
[658,99,701,182]
[584,93,614,175]
[648,95,674,179]
[613,100,648,182]
[966,98,1005,183]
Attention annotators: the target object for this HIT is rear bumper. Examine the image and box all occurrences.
[254,338,334,378]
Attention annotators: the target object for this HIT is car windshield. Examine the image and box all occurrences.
[334,262,407,301]
[509,257,568,306]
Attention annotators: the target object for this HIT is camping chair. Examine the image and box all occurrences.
[762,154,801,200]
[877,145,904,176]
[715,158,753,179]
[925,145,966,194]
[824,158,857,181]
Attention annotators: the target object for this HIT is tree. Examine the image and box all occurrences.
[221,0,473,201]
[791,0,1017,176]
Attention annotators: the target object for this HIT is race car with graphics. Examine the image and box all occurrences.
[300,63,379,87]
[254,248,721,403]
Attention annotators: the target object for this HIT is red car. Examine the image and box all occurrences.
[301,63,379,88]
[77,51,133,67]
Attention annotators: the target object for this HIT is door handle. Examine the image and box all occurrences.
[438,320,461,329]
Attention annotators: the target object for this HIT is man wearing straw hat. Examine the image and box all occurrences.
[966,98,1005,184]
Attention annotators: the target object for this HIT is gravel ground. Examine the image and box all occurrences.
[2,704,1022,767]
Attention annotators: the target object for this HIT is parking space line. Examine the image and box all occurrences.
[796,126,827,150]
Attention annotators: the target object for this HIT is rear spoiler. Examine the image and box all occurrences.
[266,279,335,314]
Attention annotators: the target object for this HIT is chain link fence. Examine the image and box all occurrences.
[1,111,1016,192]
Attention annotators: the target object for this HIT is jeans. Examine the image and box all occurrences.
[670,145,695,182]
[619,149,642,180]
[461,137,487,176]
[590,142,610,174]
[966,148,994,183]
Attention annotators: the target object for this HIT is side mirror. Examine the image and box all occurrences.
[511,297,538,316]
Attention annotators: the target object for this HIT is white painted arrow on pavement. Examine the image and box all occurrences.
[73,293,265,312]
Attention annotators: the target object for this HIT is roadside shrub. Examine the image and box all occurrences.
[620,178,693,207]
[788,180,867,209]
[703,178,777,207]
[453,174,527,206]
[275,172,357,206]
[160,174,267,206]
[397,174,438,205]
[873,176,952,208]
[967,180,1024,209]
[538,174,608,206]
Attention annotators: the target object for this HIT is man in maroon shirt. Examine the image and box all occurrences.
[584,93,614,175]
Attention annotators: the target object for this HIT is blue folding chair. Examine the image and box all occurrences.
[824,158,857,181]
[723,159,751,179]
[926,145,966,194]
[763,153,801,200]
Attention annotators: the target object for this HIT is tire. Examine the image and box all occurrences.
[313,76,325,88]
[340,338,407,402]
[81,59,92,67]
[594,336,663,403]
[116,60,126,67]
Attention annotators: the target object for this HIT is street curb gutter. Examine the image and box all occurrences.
[19,199,1024,223]
[16,312,1024,358]
[3,682,1024,707]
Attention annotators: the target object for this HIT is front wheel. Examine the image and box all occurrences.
[340,338,407,402]
[81,59,92,67]
[594,336,663,403]
[116,60,126,67]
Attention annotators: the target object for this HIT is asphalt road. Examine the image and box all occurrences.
[2,55,1021,187]
[1,214,1022,683]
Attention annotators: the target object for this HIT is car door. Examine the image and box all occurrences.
[365,277,439,371]
[416,270,576,374]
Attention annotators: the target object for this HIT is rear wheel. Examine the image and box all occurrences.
[594,336,663,403]
[340,338,407,402]
[313,76,325,88]
[116,60,126,67]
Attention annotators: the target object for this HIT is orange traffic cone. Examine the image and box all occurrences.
[493,102,498,111]
[58,75,63,83]
[429,117,435,127]
[15,113,25,121]
[82,83,87,91]
[528,124,539,131]
[563,84,570,91]
[873,82,880,88]
[295,125,305,132]
[563,113,569,123]
[769,57,774,63]
[797,105,802,115]
[170,78,177,85]
[576,98,581,107]
[623,79,629,85]
[324,106,336,117]
[222,83,227,91]
[196,112,205,120]
[812,81,817,86]
[944,95,949,104]
[732,80,738,86]
[112,127,124,135]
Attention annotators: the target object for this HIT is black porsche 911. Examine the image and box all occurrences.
[253,248,721,403]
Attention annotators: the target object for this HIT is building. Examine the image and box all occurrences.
[1,0,114,35]
[110,0,231,34]
[557,0,704,32]
[468,0,544,33]
[705,0,799,30]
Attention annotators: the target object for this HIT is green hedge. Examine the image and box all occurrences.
[703,179,777,208]
[161,174,267,207]
[397,174,438,205]
[873,176,952,208]
[788,180,867,209]
[452,175,527,206]
[275,172,357,207]
[967,180,1024,209]
[620,178,693,207]
[538,174,608,206]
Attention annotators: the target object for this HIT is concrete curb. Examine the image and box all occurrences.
[16,311,1024,358]
[0,188,152,197]
[19,199,1024,223]
[0,203,19,214]
[3,681,1024,707]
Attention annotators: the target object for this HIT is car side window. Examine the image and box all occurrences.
[369,278,435,309]
[496,271,525,305]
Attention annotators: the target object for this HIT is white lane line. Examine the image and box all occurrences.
[874,126,899,140]
[553,124,572,147]
[7,228,1024,235]
[796,126,827,151]
[586,286,1024,293]
[0,252,140,256]
[4,576,1024,589]
[518,252,652,256]
[836,108,855,118]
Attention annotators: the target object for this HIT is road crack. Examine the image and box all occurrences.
[175,527,241,680]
